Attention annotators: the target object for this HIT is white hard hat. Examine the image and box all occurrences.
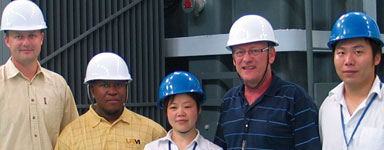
[1,0,47,31]
[84,52,132,83]
[226,14,278,50]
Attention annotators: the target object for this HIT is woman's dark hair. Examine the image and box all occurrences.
[162,92,203,114]
[162,93,204,130]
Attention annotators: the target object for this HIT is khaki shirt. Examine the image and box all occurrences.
[55,105,167,150]
[0,58,79,150]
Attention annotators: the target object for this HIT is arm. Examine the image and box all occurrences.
[54,127,73,150]
[152,124,167,140]
[60,85,79,131]
[214,111,227,149]
[54,139,72,150]
[292,89,322,150]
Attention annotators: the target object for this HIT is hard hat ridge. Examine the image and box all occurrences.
[1,0,47,31]
[157,71,205,109]
[328,11,383,50]
[84,52,132,83]
[226,14,279,51]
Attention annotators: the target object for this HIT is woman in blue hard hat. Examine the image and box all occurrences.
[144,71,222,150]
[319,11,384,150]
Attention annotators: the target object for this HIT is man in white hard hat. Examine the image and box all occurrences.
[0,0,79,150]
[213,14,321,149]
[55,52,166,150]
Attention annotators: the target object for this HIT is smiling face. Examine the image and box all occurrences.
[4,30,44,65]
[232,41,276,88]
[90,80,128,117]
[333,38,381,86]
[166,94,199,134]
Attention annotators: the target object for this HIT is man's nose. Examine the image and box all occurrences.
[344,53,355,66]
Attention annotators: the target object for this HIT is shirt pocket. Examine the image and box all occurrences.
[358,127,384,150]
[40,95,64,131]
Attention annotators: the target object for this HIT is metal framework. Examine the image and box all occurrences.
[32,0,165,124]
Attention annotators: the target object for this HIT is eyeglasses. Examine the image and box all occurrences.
[233,47,269,57]
[94,81,128,89]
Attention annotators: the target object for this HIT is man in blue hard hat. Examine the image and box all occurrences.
[319,11,384,150]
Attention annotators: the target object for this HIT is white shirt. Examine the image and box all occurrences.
[319,76,384,150]
[144,129,223,150]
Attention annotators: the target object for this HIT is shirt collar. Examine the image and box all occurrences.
[88,105,131,127]
[330,75,382,104]
[329,82,344,103]
[368,76,382,102]
[5,57,43,80]
[161,129,202,147]
[237,72,281,98]
[264,72,283,96]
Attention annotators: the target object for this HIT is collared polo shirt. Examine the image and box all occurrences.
[55,105,167,150]
[320,76,384,150]
[0,58,79,150]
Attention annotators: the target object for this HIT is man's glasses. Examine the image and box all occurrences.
[233,47,269,57]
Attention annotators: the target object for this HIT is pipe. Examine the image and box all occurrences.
[305,0,314,98]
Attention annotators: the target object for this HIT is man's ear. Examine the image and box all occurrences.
[3,35,10,48]
[40,32,44,45]
[374,52,381,66]
[268,46,276,64]
[233,58,236,66]
[90,86,95,99]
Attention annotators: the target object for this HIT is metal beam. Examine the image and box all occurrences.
[305,0,314,97]
[164,30,332,57]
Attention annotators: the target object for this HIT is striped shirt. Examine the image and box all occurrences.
[214,74,321,149]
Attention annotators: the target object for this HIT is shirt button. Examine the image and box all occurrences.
[32,116,35,119]
[34,134,38,137]
[31,99,34,102]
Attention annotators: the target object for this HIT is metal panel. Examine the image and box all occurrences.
[378,0,384,32]
[0,1,9,64]
[314,82,339,107]
[28,0,165,125]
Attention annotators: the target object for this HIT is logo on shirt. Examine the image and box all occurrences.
[126,138,141,145]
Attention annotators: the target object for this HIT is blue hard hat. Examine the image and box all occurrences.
[328,11,383,50]
[158,71,205,109]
